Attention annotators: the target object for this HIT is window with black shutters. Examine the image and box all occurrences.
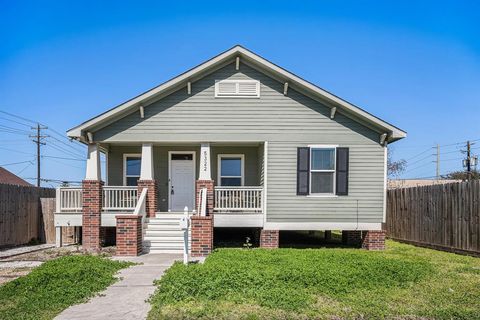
[297,146,349,196]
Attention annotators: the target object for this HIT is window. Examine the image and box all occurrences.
[218,154,244,186]
[310,147,336,194]
[124,154,141,186]
[214,80,260,98]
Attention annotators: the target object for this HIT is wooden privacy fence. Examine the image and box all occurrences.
[0,184,58,247]
[386,180,480,255]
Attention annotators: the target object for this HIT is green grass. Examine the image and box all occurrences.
[0,255,132,320]
[148,240,480,319]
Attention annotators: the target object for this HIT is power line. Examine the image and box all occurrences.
[404,162,433,174]
[0,160,34,167]
[48,135,84,156]
[47,157,84,170]
[407,154,433,167]
[0,110,37,125]
[17,162,34,175]
[47,142,85,159]
[22,177,82,184]
[0,129,31,136]
[0,116,31,127]
[405,147,432,162]
[0,125,31,134]
[42,155,85,162]
[0,146,35,155]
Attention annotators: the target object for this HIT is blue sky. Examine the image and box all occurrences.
[0,1,479,186]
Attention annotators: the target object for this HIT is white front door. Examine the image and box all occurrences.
[169,153,195,212]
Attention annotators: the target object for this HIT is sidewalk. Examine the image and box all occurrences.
[55,254,181,320]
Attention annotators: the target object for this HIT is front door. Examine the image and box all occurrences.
[169,152,195,212]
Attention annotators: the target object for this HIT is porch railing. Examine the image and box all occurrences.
[103,186,138,211]
[56,186,138,213]
[57,187,83,212]
[214,186,263,213]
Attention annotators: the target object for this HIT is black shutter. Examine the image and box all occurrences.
[297,147,310,195]
[336,147,349,195]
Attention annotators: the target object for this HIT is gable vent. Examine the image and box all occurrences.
[215,80,260,98]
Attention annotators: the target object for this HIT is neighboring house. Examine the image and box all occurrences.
[0,167,31,186]
[388,179,462,189]
[55,45,406,256]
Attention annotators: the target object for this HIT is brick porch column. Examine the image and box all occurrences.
[260,229,279,248]
[191,216,213,257]
[362,230,386,250]
[82,180,103,252]
[138,143,157,217]
[342,230,362,246]
[195,180,214,215]
[116,215,143,256]
[137,180,158,217]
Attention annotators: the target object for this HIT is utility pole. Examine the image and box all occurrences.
[436,144,440,179]
[30,123,48,187]
[467,141,471,173]
[462,140,478,180]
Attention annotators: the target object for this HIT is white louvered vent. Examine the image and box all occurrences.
[215,80,260,98]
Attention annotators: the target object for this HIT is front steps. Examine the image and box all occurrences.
[143,213,191,254]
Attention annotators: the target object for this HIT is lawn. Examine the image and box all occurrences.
[148,240,480,319]
[0,255,132,320]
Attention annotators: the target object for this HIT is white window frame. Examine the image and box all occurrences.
[217,154,245,186]
[308,145,337,196]
[123,153,141,186]
[214,79,260,98]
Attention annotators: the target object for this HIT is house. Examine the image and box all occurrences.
[55,45,406,256]
[0,167,31,186]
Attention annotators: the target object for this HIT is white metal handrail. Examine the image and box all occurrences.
[134,188,148,221]
[57,187,82,212]
[103,186,137,211]
[214,186,263,213]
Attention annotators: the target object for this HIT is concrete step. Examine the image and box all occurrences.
[145,219,181,225]
[144,235,189,242]
[144,229,190,236]
[143,238,187,244]
[143,247,185,254]
[143,224,182,231]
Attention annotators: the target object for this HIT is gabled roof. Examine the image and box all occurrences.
[0,167,32,187]
[68,45,406,142]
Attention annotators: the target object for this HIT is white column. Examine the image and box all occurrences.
[140,143,154,180]
[85,143,101,180]
[55,226,62,247]
[199,143,211,180]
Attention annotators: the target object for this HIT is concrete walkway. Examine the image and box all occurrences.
[56,254,181,320]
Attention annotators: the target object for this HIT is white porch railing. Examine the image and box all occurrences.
[103,186,138,211]
[214,186,263,213]
[57,187,83,212]
[134,188,148,220]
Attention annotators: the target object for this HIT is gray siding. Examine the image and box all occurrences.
[107,145,260,212]
[212,146,260,186]
[99,62,385,224]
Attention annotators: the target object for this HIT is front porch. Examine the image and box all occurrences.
[54,141,268,255]
[55,184,265,225]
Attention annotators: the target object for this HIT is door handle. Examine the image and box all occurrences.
[171,186,174,195]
